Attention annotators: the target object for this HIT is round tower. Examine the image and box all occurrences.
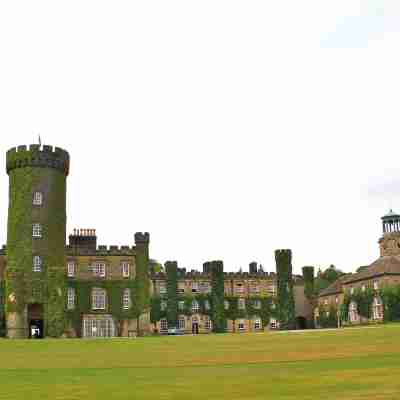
[6,144,69,338]
[379,210,400,257]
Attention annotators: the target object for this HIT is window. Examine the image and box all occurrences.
[83,315,116,338]
[372,297,383,320]
[254,318,262,330]
[254,300,261,309]
[92,288,106,310]
[178,301,185,311]
[373,280,379,290]
[192,282,198,293]
[205,318,212,330]
[32,223,42,238]
[160,318,168,331]
[178,317,185,329]
[238,298,246,310]
[161,301,167,311]
[224,300,230,310]
[33,255,42,272]
[192,300,200,313]
[159,284,167,294]
[67,262,75,277]
[177,287,185,294]
[92,262,106,277]
[204,300,210,310]
[67,287,75,310]
[122,289,131,310]
[235,283,244,294]
[238,319,245,331]
[361,285,366,292]
[270,318,278,329]
[33,191,43,206]
[122,262,130,278]
[350,287,354,295]
[271,302,276,310]
[349,301,358,323]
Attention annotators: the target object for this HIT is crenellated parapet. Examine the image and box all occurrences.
[66,244,136,256]
[6,145,70,176]
[134,232,150,245]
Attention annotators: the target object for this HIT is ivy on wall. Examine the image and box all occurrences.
[0,281,5,337]
[380,285,400,322]
[66,280,139,336]
[210,261,226,333]
[166,261,178,327]
[316,304,338,328]
[275,250,296,330]
[302,266,315,300]
[6,165,67,337]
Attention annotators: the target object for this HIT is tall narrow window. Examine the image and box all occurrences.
[67,262,76,277]
[33,191,43,206]
[192,300,200,313]
[92,288,106,310]
[238,298,246,310]
[32,223,42,238]
[33,255,42,272]
[122,288,131,310]
[67,287,75,310]
[160,318,168,331]
[122,262,130,278]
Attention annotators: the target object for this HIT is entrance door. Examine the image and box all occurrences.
[28,304,44,339]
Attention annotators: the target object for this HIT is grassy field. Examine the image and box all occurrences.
[1,325,400,400]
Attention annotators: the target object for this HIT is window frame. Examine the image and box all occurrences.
[122,288,131,310]
[92,262,106,278]
[33,255,42,272]
[122,262,130,278]
[32,223,42,238]
[92,288,107,310]
[67,287,75,310]
[33,191,43,206]
[67,262,76,277]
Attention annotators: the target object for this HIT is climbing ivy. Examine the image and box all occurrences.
[6,165,67,338]
[275,250,296,330]
[317,304,338,328]
[210,261,226,333]
[302,266,315,300]
[380,285,400,322]
[0,281,5,337]
[166,261,178,327]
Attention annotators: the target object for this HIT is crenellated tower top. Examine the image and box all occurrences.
[6,144,70,176]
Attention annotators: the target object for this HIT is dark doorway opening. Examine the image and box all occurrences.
[296,316,307,330]
[28,304,44,339]
[192,322,199,335]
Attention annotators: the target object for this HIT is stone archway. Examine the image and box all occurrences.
[27,303,44,338]
[296,316,307,330]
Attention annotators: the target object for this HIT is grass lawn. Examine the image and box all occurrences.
[1,324,400,400]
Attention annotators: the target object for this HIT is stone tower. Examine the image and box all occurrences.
[6,144,69,338]
[379,210,400,257]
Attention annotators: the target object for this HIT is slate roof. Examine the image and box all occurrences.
[319,275,349,297]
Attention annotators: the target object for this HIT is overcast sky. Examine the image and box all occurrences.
[1,1,399,274]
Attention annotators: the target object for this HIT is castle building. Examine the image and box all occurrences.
[0,144,313,339]
[316,210,400,326]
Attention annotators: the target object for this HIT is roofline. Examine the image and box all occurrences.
[343,272,400,285]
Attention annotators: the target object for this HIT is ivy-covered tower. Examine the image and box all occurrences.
[6,144,70,338]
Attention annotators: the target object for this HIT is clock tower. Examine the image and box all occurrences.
[378,210,400,257]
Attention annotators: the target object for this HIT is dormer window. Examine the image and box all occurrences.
[33,191,43,206]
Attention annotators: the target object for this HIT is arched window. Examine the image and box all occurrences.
[122,288,131,310]
[92,288,106,310]
[372,296,383,320]
[349,301,358,323]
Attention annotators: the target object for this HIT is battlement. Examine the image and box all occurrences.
[66,244,135,256]
[134,232,150,245]
[6,144,70,176]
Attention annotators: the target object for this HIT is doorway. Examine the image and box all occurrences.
[28,303,44,339]
[296,316,307,330]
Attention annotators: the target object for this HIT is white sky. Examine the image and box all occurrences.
[1,1,400,274]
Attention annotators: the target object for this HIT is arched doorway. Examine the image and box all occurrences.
[28,303,44,339]
[296,316,307,330]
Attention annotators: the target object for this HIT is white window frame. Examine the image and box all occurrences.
[349,301,358,323]
[92,262,106,278]
[160,318,168,331]
[32,223,42,238]
[204,300,210,310]
[224,300,230,310]
[178,301,185,311]
[192,300,200,313]
[122,262,130,278]
[33,191,43,206]
[122,289,131,310]
[161,301,167,311]
[33,255,42,272]
[238,319,245,331]
[205,318,212,330]
[270,318,278,329]
[192,282,199,293]
[373,280,379,290]
[372,296,383,320]
[178,317,185,329]
[67,262,76,277]
[159,284,167,294]
[67,287,75,310]
[254,318,262,330]
[92,288,106,310]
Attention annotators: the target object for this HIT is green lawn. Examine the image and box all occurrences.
[1,325,400,400]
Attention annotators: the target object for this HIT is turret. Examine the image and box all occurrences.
[379,210,400,257]
[6,144,69,338]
